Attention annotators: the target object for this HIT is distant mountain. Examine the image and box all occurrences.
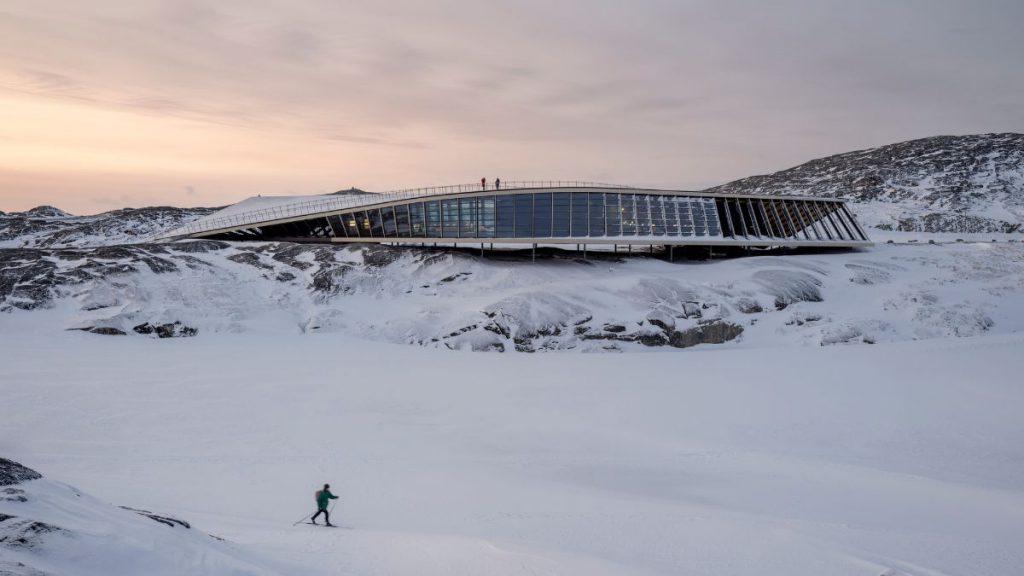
[0,205,217,249]
[706,133,1024,233]
[330,187,374,197]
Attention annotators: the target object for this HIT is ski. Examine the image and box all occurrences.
[303,522,342,528]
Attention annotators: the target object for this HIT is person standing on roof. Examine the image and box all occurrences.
[481,177,487,190]
[495,178,501,189]
[310,483,338,526]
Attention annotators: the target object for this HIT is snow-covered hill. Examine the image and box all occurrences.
[0,206,216,249]
[0,458,295,576]
[2,240,1021,351]
[707,133,1024,233]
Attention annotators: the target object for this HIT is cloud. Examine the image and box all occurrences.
[0,0,1022,214]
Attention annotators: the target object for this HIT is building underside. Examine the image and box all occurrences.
[162,184,871,251]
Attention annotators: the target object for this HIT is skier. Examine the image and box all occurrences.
[310,483,338,526]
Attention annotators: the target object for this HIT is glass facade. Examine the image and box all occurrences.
[319,192,729,240]
[221,192,867,245]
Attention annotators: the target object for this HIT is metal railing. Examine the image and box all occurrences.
[160,180,633,239]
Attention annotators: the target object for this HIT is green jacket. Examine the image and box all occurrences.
[316,489,338,510]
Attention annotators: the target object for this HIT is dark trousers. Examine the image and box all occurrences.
[311,508,330,524]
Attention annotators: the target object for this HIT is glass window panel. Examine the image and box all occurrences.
[479,197,495,238]
[635,195,652,236]
[692,199,707,237]
[533,193,552,238]
[352,211,369,237]
[514,194,533,237]
[409,203,425,236]
[570,192,588,237]
[495,195,514,238]
[459,198,478,238]
[381,207,397,237]
[663,198,679,236]
[395,205,410,237]
[309,217,331,238]
[704,199,721,236]
[552,192,571,237]
[677,199,693,236]
[588,193,605,236]
[369,209,384,237]
[604,193,621,236]
[342,213,359,238]
[650,196,666,236]
[425,201,441,238]
[621,194,637,235]
[442,199,460,238]
[327,215,346,238]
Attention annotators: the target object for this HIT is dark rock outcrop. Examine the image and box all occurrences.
[132,322,198,338]
[119,507,191,529]
[0,459,41,487]
[0,518,66,550]
[668,321,744,348]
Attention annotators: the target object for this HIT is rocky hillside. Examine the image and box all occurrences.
[1,240,1020,351]
[0,457,292,576]
[0,205,216,249]
[707,133,1024,233]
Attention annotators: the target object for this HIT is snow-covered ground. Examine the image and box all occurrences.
[0,458,299,576]
[1,328,1023,575]
[4,239,1024,351]
[3,226,1024,574]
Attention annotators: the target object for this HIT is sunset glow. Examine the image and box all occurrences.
[2,1,1022,214]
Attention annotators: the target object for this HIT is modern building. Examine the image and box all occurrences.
[162,181,870,253]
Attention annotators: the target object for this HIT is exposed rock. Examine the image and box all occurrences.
[1,488,28,503]
[0,459,42,487]
[668,321,744,348]
[0,519,66,550]
[227,252,273,270]
[132,322,198,338]
[603,324,627,333]
[81,326,127,336]
[119,506,191,529]
[638,332,669,346]
[164,240,230,254]
[440,272,471,283]
[735,298,763,314]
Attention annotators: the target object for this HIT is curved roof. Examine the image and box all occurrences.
[160,181,856,242]
[161,181,631,240]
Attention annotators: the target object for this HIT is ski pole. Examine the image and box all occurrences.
[292,510,314,526]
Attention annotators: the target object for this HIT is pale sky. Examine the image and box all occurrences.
[1,0,1022,214]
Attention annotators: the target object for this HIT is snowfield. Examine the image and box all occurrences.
[3,178,1024,573]
[1,329,1023,575]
